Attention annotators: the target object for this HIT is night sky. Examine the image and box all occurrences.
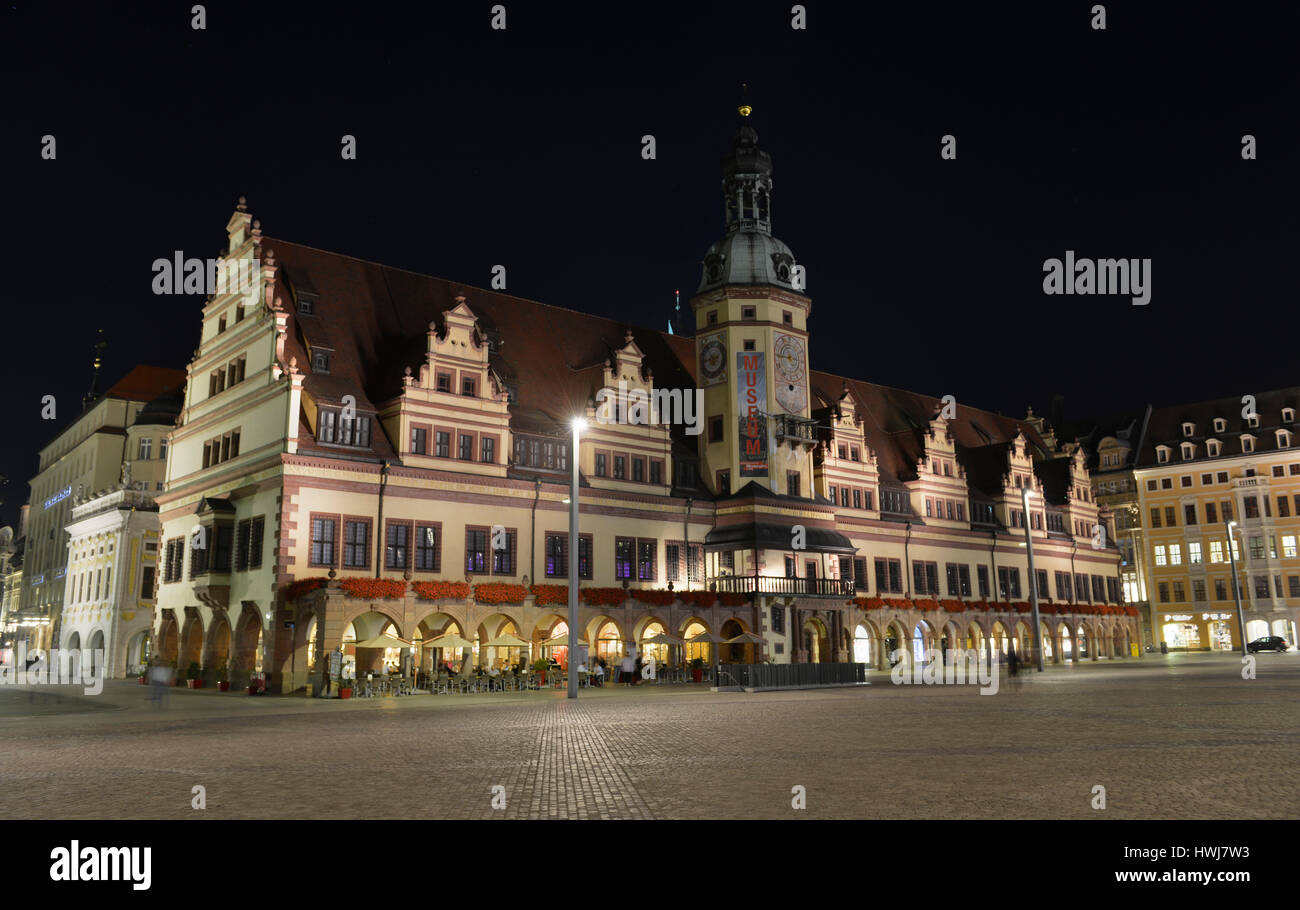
[2,1,1296,530]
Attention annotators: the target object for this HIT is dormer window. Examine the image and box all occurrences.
[311,350,330,373]
[1156,446,1170,464]
[1247,414,1260,428]
[1285,408,1296,423]
[1278,430,1292,449]
[741,306,756,320]
[1207,440,1221,457]
[1181,443,1195,460]
[298,297,315,316]
[1214,418,1226,433]
[1242,435,1255,453]
[1182,422,1195,437]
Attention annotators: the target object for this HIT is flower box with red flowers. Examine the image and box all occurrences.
[939,599,966,613]
[911,598,940,612]
[340,577,408,600]
[412,580,471,601]
[581,587,628,606]
[717,592,751,607]
[529,584,568,606]
[284,577,328,601]
[678,591,718,608]
[632,589,676,607]
[474,583,529,605]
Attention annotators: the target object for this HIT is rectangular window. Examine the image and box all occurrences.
[1189,541,1203,564]
[466,528,488,574]
[545,533,568,578]
[708,416,724,443]
[650,461,662,485]
[632,458,645,482]
[595,453,607,477]
[138,438,152,460]
[1165,507,1177,527]
[636,538,656,581]
[435,431,450,458]
[770,605,785,634]
[310,517,337,567]
[615,537,634,580]
[977,565,990,598]
[459,434,473,461]
[1037,569,1050,599]
[1244,497,1260,519]
[492,529,517,575]
[1184,504,1197,525]
[140,566,156,600]
[614,456,626,480]
[787,471,800,497]
[1169,544,1182,566]
[343,519,370,569]
[1158,582,1170,604]
[1154,545,1167,566]
[1076,573,1090,602]
[1215,578,1228,600]
[409,523,439,571]
[1249,536,1264,560]
[411,427,427,455]
[1172,581,1185,602]
[461,375,476,397]
[1290,576,1300,598]
[480,436,495,463]
[1206,502,1218,524]
[385,521,411,571]
[853,556,868,592]
[1254,576,1270,598]
[875,558,903,594]
[1150,508,1162,528]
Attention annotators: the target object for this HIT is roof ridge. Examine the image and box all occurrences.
[264,236,694,346]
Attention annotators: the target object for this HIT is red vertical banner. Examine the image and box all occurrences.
[737,352,768,477]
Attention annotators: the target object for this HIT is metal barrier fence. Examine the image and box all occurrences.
[718,662,867,689]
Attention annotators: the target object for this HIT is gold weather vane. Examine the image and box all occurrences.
[738,83,752,117]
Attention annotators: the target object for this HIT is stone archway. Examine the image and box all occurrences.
[720,618,754,664]
[802,615,830,664]
[203,612,232,676]
[231,605,265,686]
[87,630,105,680]
[156,611,179,666]
[179,609,204,674]
[853,620,880,668]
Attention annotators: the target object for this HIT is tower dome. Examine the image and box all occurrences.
[698,105,800,293]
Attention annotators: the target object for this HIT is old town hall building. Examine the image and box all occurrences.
[151,111,1135,692]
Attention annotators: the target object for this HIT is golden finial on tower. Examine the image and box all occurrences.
[738,83,752,117]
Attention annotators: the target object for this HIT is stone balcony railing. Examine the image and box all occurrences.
[71,486,157,520]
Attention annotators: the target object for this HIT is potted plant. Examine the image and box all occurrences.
[215,661,230,692]
[186,661,204,688]
[137,663,148,685]
[338,676,354,699]
[532,658,550,685]
[690,657,705,683]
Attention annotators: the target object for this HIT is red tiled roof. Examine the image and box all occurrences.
[263,238,1052,491]
[104,364,187,402]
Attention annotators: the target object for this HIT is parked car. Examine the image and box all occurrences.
[1246,636,1289,653]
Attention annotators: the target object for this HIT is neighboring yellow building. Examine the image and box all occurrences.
[1134,392,1300,651]
[153,117,1133,694]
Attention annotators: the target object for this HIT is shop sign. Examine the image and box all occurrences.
[1202,612,1232,621]
[43,487,71,510]
[1167,614,1194,622]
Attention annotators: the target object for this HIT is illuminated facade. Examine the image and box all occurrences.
[1134,392,1300,651]
[16,366,183,654]
[152,116,1134,693]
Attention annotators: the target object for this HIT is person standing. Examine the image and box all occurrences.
[620,651,635,686]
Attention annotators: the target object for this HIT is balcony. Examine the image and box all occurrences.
[1235,476,1270,489]
[709,575,855,599]
[772,413,819,445]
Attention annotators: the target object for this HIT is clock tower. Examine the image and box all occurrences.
[692,102,817,499]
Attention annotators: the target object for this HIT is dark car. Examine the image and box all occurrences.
[1247,636,1289,653]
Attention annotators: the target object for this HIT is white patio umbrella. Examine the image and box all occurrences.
[642,632,685,645]
[724,632,766,645]
[421,632,475,649]
[483,633,531,648]
[541,634,589,648]
[353,633,411,649]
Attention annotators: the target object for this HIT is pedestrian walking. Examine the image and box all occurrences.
[1007,643,1019,677]
[620,652,635,686]
[633,654,643,686]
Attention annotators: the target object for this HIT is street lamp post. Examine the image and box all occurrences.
[1022,486,1044,672]
[1225,520,1248,658]
[568,417,586,699]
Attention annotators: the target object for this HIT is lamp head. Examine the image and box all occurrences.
[571,416,588,433]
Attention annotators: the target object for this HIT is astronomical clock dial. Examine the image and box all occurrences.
[700,335,726,386]
[773,332,807,413]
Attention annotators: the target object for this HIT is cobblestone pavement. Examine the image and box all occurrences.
[0,652,1296,819]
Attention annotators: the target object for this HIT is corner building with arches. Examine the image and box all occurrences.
[152,115,1134,692]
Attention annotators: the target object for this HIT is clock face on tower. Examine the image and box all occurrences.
[773,332,807,413]
[700,333,727,386]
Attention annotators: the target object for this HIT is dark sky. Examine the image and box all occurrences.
[2,1,1296,529]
